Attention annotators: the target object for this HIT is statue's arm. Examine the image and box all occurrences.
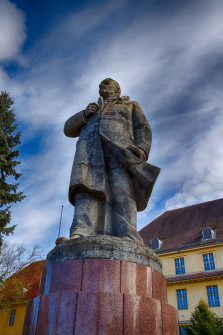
[64,103,99,138]
[64,111,87,138]
[132,101,152,160]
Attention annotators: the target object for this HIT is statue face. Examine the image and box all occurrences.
[99,79,118,98]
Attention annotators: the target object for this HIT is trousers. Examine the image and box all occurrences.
[70,147,142,242]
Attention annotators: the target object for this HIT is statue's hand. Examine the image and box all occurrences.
[127,145,147,162]
[84,103,99,119]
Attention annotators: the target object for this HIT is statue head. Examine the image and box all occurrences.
[99,78,121,98]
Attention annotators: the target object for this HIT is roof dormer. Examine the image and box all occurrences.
[150,237,163,250]
[201,227,215,241]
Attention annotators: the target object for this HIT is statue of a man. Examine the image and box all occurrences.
[64,78,160,242]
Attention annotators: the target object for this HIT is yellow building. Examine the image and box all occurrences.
[0,261,45,335]
[140,198,223,335]
[0,303,28,335]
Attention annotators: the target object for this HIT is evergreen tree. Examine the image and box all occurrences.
[0,91,25,246]
[184,299,223,335]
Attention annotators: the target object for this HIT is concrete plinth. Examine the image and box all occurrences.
[45,236,162,272]
[23,254,179,334]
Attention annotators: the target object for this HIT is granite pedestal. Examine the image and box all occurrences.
[23,237,179,335]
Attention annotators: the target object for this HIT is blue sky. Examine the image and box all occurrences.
[1,0,223,256]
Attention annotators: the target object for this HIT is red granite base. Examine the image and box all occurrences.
[23,259,179,335]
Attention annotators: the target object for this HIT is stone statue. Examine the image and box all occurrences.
[64,78,160,242]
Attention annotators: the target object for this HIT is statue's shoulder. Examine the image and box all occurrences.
[120,96,130,102]
[118,96,132,105]
[119,97,140,107]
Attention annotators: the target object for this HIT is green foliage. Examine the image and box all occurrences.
[184,299,223,335]
[0,91,25,246]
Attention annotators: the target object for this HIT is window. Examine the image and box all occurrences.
[207,286,220,307]
[203,253,215,271]
[202,227,215,240]
[175,258,185,275]
[8,310,16,326]
[179,326,188,335]
[177,289,188,310]
[150,237,162,250]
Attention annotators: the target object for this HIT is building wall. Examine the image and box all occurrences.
[158,243,223,323]
[167,279,223,322]
[0,303,27,335]
[160,244,223,277]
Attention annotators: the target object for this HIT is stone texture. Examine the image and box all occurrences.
[50,259,83,293]
[152,268,168,302]
[121,262,152,297]
[22,298,34,335]
[38,267,47,296]
[64,78,160,242]
[75,292,123,335]
[124,295,162,335]
[39,258,166,297]
[162,302,180,335]
[56,292,77,334]
[23,296,40,335]
[43,264,53,295]
[47,235,162,273]
[35,294,59,334]
[24,258,179,335]
[82,258,120,293]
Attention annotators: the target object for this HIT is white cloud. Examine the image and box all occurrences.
[2,0,129,128]
[75,0,223,114]
[9,0,223,129]
[164,87,223,210]
[3,0,223,249]
[10,131,75,250]
[0,66,9,89]
[0,0,26,61]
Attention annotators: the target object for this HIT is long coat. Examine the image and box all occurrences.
[64,97,160,211]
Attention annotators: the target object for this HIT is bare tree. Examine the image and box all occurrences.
[0,241,44,311]
[0,241,42,282]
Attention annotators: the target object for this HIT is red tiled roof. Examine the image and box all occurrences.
[19,260,45,299]
[0,260,45,304]
[139,198,223,252]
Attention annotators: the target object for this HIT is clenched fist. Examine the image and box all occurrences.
[84,102,100,119]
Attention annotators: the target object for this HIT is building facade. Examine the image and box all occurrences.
[0,261,45,335]
[139,198,223,334]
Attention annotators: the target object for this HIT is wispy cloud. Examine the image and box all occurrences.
[0,0,26,61]
[164,87,223,210]
[2,0,223,254]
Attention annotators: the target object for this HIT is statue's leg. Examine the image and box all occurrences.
[105,153,143,242]
[70,192,102,238]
